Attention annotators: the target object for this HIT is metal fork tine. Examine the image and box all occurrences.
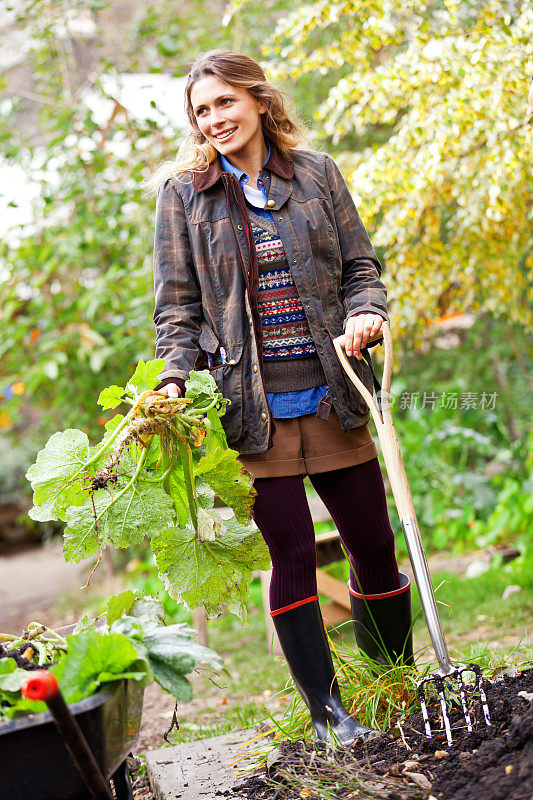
[417,666,492,748]
[417,682,432,739]
[469,663,492,728]
[435,676,454,747]
[456,668,473,732]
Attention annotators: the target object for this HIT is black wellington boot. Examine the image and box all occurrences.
[271,597,381,745]
[348,572,415,667]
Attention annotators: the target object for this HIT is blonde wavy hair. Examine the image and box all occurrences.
[143,49,314,196]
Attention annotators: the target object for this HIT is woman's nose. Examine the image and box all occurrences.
[210,108,225,125]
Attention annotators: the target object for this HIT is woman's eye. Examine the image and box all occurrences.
[196,99,231,116]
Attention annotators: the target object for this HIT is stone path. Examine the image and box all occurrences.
[145,730,259,800]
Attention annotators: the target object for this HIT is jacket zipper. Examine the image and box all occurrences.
[221,172,275,448]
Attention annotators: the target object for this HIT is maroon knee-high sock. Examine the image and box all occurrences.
[251,474,317,612]
[309,458,400,595]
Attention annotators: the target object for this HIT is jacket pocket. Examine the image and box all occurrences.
[209,341,244,446]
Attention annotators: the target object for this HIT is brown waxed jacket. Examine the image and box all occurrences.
[152,141,389,455]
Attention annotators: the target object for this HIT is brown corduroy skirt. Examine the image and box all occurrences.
[238,406,378,479]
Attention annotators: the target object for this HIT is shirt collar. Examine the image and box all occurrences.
[220,140,271,183]
[192,139,293,192]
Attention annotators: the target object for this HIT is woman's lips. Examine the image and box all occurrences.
[213,127,237,142]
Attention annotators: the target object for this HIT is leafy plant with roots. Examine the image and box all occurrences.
[25,359,271,622]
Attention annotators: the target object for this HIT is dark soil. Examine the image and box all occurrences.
[232,668,533,800]
[0,642,46,671]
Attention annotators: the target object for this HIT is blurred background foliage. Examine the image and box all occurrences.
[0,0,531,559]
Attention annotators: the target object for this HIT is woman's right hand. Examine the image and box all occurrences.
[157,383,182,397]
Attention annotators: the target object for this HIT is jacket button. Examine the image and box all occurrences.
[227,359,236,365]
[249,316,253,325]
[293,259,297,264]
[253,365,258,373]
[237,224,243,230]
[266,199,275,207]
[261,412,267,421]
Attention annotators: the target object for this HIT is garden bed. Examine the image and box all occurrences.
[232,668,532,800]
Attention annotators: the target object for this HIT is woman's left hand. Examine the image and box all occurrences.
[344,313,384,359]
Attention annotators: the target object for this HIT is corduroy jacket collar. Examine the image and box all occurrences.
[192,139,294,192]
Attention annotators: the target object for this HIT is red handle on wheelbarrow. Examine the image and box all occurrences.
[21,671,113,800]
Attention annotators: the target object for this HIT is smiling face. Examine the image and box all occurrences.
[190,75,268,159]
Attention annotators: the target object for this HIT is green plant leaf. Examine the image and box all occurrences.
[106,590,137,626]
[63,479,175,562]
[0,659,29,693]
[25,429,91,521]
[147,661,193,701]
[54,629,152,703]
[110,613,223,701]
[143,621,223,674]
[185,370,228,413]
[98,385,126,409]
[197,447,256,524]
[152,511,271,623]
[127,358,167,394]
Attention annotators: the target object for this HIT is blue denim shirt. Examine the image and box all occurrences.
[220,143,328,418]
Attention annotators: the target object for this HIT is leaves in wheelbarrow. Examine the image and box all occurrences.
[106,589,138,626]
[0,592,225,720]
[0,659,31,696]
[0,630,152,718]
[110,613,224,702]
[152,510,271,623]
[0,660,46,719]
[54,630,151,704]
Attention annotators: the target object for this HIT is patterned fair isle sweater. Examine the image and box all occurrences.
[248,210,327,394]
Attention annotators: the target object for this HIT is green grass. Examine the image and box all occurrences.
[413,554,533,653]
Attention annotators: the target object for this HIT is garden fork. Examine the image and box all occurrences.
[333,323,491,747]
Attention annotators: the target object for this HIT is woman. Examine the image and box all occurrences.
[148,49,413,746]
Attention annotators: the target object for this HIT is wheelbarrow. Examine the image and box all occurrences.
[0,671,143,799]
[333,322,491,746]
